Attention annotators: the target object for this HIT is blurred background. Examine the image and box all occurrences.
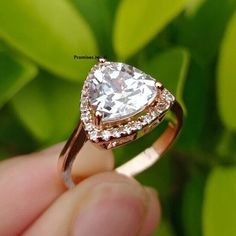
[0,0,236,235]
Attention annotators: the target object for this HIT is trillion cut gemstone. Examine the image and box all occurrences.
[87,62,158,122]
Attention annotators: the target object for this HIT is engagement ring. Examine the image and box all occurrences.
[58,58,183,188]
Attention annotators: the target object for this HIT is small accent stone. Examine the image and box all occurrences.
[153,107,160,117]
[89,130,99,141]
[112,128,121,138]
[80,106,87,112]
[123,124,132,134]
[84,123,93,131]
[131,121,142,131]
[118,126,126,135]
[80,98,88,108]
[102,130,111,141]
[162,89,175,103]
[81,112,90,122]
[142,114,153,125]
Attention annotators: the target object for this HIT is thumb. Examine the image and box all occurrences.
[24,172,160,236]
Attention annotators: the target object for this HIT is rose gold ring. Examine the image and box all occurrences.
[58,58,183,188]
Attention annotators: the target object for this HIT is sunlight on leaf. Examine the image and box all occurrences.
[177,0,236,65]
[72,0,119,56]
[203,167,236,236]
[11,73,82,144]
[0,0,97,81]
[217,13,236,131]
[0,51,37,108]
[185,0,206,16]
[113,0,187,59]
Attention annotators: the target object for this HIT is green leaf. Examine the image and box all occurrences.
[153,219,176,236]
[136,156,172,201]
[203,167,236,236]
[176,60,211,150]
[0,0,97,81]
[0,106,38,160]
[143,48,190,111]
[217,13,236,131]
[216,130,236,162]
[182,174,205,236]
[0,51,37,108]
[185,0,206,16]
[177,0,236,65]
[11,72,82,144]
[72,0,119,56]
[0,41,5,51]
[113,0,187,59]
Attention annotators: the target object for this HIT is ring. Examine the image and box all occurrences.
[58,58,183,188]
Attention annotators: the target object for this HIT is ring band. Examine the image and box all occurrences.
[58,59,183,188]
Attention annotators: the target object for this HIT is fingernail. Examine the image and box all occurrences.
[72,181,148,236]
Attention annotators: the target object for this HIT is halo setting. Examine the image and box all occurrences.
[80,61,175,148]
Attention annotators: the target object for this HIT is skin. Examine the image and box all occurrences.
[0,143,161,236]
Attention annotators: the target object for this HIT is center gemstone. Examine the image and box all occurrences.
[87,62,157,122]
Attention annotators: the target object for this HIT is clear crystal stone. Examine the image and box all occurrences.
[153,107,160,117]
[123,124,132,134]
[162,89,175,103]
[80,98,88,107]
[142,114,153,125]
[87,62,157,122]
[81,112,90,122]
[101,130,111,141]
[150,111,157,120]
[118,126,126,135]
[112,128,121,138]
[131,121,142,131]
[84,123,93,131]
[89,130,99,141]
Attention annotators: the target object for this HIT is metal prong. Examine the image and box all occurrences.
[98,57,106,63]
[155,81,163,89]
[95,111,103,127]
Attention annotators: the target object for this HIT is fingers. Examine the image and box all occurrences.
[23,172,160,236]
[0,143,65,236]
[72,141,115,179]
[139,188,161,236]
[0,142,114,236]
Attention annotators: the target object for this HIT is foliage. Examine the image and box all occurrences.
[203,167,236,236]
[0,0,236,235]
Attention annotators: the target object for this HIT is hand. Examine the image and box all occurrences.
[0,143,161,236]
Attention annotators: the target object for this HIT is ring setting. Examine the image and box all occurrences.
[58,58,183,188]
[80,60,175,148]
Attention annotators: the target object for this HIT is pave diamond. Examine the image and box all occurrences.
[112,128,121,138]
[123,124,132,134]
[87,62,157,122]
[101,130,111,141]
[89,130,99,141]
[162,88,175,103]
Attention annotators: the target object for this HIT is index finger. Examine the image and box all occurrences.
[0,142,114,236]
